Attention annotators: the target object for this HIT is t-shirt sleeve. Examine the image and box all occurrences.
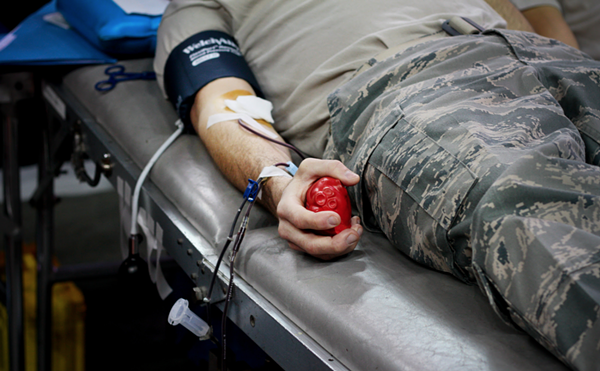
[510,0,562,12]
[153,0,233,96]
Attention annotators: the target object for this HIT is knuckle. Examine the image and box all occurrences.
[277,224,290,240]
[298,158,316,172]
[331,160,348,174]
[306,158,320,166]
[276,201,295,221]
[276,203,286,219]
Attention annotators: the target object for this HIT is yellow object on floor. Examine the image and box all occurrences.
[0,244,86,371]
[0,304,7,371]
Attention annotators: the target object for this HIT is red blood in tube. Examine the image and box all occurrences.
[305,177,352,236]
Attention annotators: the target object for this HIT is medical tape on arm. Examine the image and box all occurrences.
[207,113,278,139]
[254,163,296,200]
[259,165,293,179]
[224,95,274,123]
[207,94,278,139]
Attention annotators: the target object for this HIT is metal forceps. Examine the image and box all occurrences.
[94,64,156,92]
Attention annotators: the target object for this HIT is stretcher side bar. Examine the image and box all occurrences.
[42,80,351,371]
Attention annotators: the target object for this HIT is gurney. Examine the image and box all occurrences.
[43,58,570,371]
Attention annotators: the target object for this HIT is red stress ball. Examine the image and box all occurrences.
[305,177,352,236]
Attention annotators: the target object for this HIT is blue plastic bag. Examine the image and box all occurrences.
[56,0,161,55]
[0,1,116,66]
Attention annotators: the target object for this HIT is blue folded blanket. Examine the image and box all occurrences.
[56,0,161,55]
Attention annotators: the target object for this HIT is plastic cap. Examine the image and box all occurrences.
[168,298,210,338]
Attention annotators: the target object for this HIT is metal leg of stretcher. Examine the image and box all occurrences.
[32,81,124,371]
[34,104,55,371]
[2,99,25,371]
[32,81,75,371]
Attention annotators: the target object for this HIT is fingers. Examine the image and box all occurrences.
[280,202,341,231]
[277,176,341,233]
[277,158,358,232]
[278,215,363,260]
[295,158,360,187]
[275,158,363,260]
[350,215,363,236]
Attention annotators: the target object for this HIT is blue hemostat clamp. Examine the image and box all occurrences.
[243,179,260,202]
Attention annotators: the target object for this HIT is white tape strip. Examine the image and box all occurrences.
[224,95,274,123]
[137,207,173,300]
[153,225,173,299]
[259,165,292,179]
[117,176,131,259]
[207,113,278,139]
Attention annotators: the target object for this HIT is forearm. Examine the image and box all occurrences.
[521,6,579,49]
[190,77,292,214]
[483,0,534,32]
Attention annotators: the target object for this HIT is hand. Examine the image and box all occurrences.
[277,158,363,260]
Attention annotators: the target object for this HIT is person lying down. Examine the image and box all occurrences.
[154,1,600,370]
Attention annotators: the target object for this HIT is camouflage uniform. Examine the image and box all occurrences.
[324,29,600,371]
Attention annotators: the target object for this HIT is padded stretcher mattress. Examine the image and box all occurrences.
[59,58,569,371]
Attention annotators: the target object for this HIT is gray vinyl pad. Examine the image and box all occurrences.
[61,59,568,371]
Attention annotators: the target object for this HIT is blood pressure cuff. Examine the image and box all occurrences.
[164,30,263,127]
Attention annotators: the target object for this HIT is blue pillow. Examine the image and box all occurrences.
[55,0,160,55]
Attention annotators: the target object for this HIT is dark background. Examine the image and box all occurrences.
[0,1,49,32]
[1,2,281,369]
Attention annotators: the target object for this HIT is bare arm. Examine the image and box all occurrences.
[521,5,579,49]
[483,0,535,32]
[191,77,291,214]
[190,77,362,259]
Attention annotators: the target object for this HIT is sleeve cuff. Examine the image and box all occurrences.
[510,0,562,12]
